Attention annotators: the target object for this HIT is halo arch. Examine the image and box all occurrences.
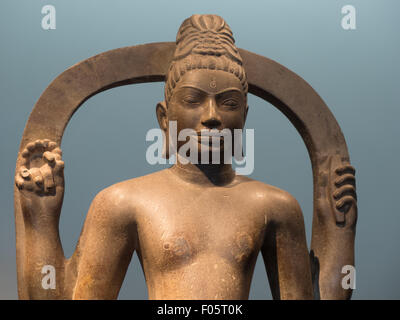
[14,42,354,299]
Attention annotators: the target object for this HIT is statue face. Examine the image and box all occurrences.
[164,69,248,156]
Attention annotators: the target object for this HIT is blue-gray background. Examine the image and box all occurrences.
[0,0,398,299]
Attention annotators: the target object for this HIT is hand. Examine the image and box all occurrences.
[312,156,357,300]
[15,139,64,219]
[333,164,357,227]
[315,156,357,229]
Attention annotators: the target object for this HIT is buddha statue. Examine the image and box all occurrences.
[14,14,357,300]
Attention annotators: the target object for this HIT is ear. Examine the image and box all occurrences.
[156,101,168,131]
[244,104,249,124]
[156,101,170,159]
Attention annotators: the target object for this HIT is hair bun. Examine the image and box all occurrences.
[174,14,243,65]
[165,14,248,102]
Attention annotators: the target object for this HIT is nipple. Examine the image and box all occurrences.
[163,236,192,261]
[231,232,254,263]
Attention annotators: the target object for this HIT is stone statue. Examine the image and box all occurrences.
[14,14,357,300]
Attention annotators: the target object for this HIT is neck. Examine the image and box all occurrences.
[169,154,236,186]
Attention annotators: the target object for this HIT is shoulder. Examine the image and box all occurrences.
[236,176,302,224]
[90,169,170,220]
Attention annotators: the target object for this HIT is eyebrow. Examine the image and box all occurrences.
[176,85,244,96]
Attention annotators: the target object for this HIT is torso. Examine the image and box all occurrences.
[110,167,287,299]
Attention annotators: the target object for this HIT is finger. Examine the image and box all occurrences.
[15,175,25,189]
[20,149,30,166]
[336,195,356,213]
[35,139,43,147]
[26,142,36,152]
[33,174,44,187]
[333,185,357,200]
[335,165,355,176]
[52,160,65,186]
[334,174,356,187]
[345,201,358,227]
[43,151,56,166]
[34,139,45,153]
[335,211,345,225]
[21,149,30,158]
[51,147,62,157]
[47,141,57,150]
[30,167,44,191]
[53,160,65,176]
[40,164,55,192]
[19,166,31,180]
[53,152,62,161]
[42,139,50,149]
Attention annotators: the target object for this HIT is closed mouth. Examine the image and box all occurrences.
[189,134,225,147]
[194,130,225,137]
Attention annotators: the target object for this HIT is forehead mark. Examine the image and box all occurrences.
[175,69,243,94]
[209,77,217,89]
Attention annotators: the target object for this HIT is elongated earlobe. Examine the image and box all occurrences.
[244,104,249,124]
[156,101,170,159]
[161,127,170,159]
[234,105,249,160]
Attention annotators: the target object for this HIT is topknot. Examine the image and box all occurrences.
[165,14,248,103]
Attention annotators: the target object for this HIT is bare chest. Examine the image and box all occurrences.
[135,189,267,271]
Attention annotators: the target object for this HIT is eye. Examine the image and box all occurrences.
[222,99,239,108]
[182,95,201,105]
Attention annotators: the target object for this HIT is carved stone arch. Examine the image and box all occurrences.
[14,42,356,299]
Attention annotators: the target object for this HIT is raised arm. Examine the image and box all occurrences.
[15,139,66,299]
[261,192,314,300]
[15,139,136,299]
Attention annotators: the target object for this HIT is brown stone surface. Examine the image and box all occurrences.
[14,15,356,300]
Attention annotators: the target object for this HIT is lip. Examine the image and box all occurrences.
[193,130,227,137]
[189,134,225,146]
[196,131,222,137]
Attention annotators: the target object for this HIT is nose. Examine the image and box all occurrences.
[201,97,221,129]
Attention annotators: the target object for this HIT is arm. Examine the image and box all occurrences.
[311,160,357,300]
[69,188,137,299]
[15,139,136,299]
[15,140,66,299]
[261,193,314,300]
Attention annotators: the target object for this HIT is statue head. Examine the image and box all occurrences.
[156,14,249,160]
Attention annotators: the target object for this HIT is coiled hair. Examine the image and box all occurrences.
[165,14,248,103]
